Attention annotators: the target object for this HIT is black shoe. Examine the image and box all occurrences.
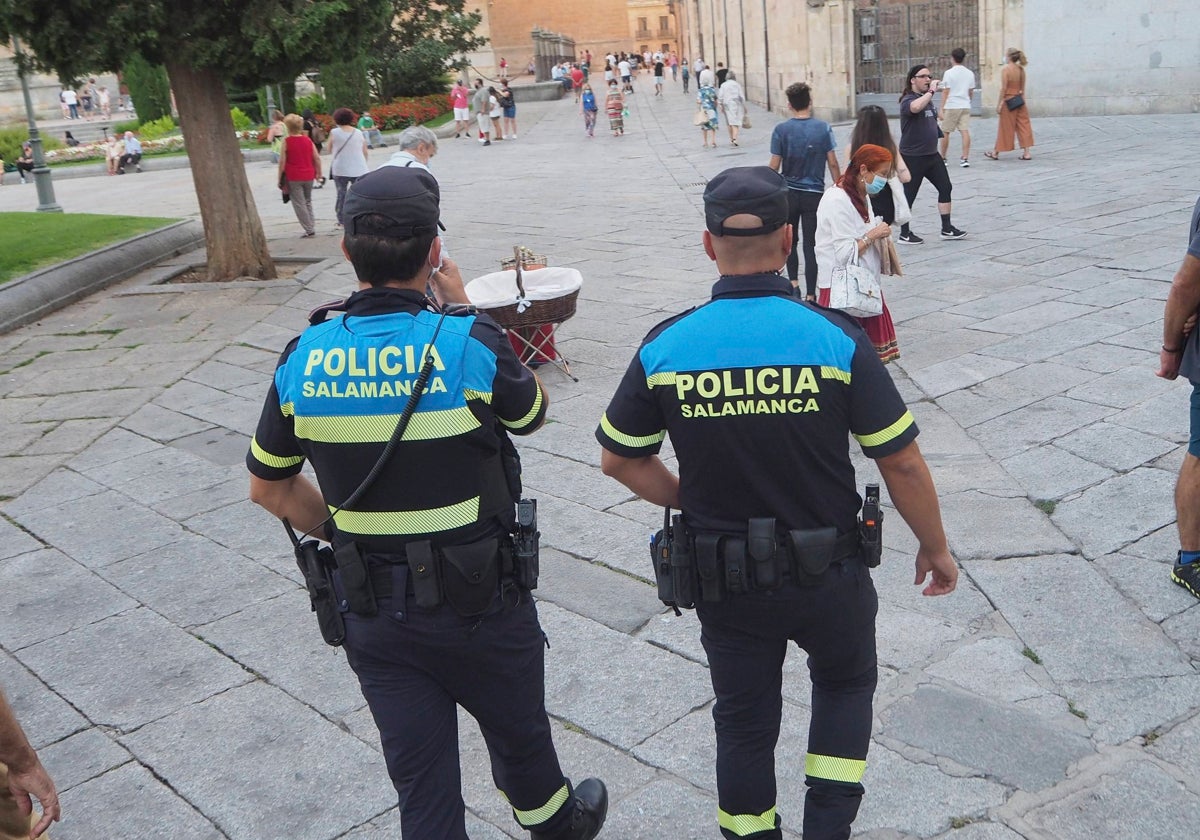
[531,778,608,840]
[897,231,923,244]
[1172,553,1200,600]
[940,226,968,239]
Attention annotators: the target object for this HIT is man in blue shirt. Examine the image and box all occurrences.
[117,131,142,174]
[768,84,841,300]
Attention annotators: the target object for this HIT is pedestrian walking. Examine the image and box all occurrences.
[1156,192,1200,600]
[450,80,471,138]
[499,80,518,139]
[984,48,1035,161]
[277,113,321,237]
[718,71,746,146]
[15,143,34,183]
[897,65,966,243]
[697,77,720,149]
[847,105,911,230]
[61,88,78,120]
[596,165,957,840]
[472,79,493,145]
[654,59,665,96]
[938,48,976,167]
[816,144,902,363]
[487,86,504,141]
[328,107,369,227]
[768,82,840,300]
[267,110,287,162]
[681,61,690,94]
[580,83,599,137]
[605,83,624,136]
[247,164,609,840]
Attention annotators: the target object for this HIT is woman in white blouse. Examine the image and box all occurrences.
[815,143,901,362]
[328,107,370,227]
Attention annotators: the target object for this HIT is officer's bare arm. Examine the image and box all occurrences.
[1,686,61,837]
[249,473,330,537]
[600,449,681,509]
[874,440,958,596]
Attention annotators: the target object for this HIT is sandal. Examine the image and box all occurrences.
[1020,154,1032,160]
[983,151,999,161]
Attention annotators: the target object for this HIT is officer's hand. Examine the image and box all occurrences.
[431,257,470,306]
[914,546,957,596]
[7,758,60,838]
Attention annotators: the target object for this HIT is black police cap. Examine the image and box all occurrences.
[342,165,441,239]
[703,166,789,237]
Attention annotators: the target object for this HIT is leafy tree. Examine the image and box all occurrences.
[2,1,391,281]
[368,1,487,101]
[322,54,372,114]
[122,53,172,123]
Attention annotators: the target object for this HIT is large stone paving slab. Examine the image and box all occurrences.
[53,762,225,840]
[0,548,137,650]
[1017,758,1200,840]
[537,601,713,750]
[1051,467,1177,557]
[121,681,394,840]
[938,491,1076,561]
[963,555,1193,683]
[0,650,88,750]
[17,607,251,732]
[880,685,1093,792]
[535,547,661,634]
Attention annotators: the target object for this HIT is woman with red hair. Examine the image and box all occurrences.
[815,143,901,362]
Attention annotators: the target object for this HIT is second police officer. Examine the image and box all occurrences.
[596,166,958,840]
[246,166,607,840]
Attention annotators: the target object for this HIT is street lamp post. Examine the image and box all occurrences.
[11,35,62,212]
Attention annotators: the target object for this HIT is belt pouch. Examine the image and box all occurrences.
[788,527,838,585]
[408,540,443,608]
[723,537,747,594]
[694,533,726,602]
[333,541,377,616]
[651,528,675,604]
[747,517,780,590]
[441,538,500,617]
[669,514,696,609]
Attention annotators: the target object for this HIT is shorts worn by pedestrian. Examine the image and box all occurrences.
[247,166,607,840]
[1158,194,1200,600]
[596,166,957,840]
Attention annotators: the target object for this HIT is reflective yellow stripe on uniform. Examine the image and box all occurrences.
[599,413,666,449]
[820,366,851,384]
[506,782,570,827]
[250,437,304,469]
[853,410,914,449]
[294,406,480,443]
[499,385,544,431]
[331,497,479,535]
[464,388,493,404]
[646,371,676,388]
[717,806,777,836]
[805,752,866,784]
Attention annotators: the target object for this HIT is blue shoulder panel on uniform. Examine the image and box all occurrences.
[639,297,856,377]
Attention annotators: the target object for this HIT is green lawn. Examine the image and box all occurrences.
[0,212,177,284]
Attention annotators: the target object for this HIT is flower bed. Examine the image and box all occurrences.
[254,95,451,143]
[43,130,263,164]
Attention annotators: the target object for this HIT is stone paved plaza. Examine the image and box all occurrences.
[2,77,1200,839]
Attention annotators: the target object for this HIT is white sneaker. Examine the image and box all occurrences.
[511,134,517,139]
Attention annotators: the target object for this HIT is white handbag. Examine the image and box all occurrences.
[888,176,911,226]
[828,247,884,318]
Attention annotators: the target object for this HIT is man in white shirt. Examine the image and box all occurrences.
[617,58,632,92]
[939,47,976,167]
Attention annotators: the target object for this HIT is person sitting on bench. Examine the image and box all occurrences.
[117,131,142,173]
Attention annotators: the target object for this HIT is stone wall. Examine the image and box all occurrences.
[1021,0,1200,115]
[482,0,633,75]
[678,0,1200,123]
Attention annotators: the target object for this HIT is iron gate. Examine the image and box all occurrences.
[854,0,980,101]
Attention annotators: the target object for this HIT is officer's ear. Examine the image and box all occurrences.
[427,236,443,271]
[702,230,717,262]
[780,224,794,259]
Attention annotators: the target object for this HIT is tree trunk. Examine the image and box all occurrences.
[165,62,276,282]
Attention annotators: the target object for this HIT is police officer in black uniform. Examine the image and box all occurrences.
[247,166,607,840]
[596,166,957,840]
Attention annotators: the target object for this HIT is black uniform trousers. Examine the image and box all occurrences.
[342,565,573,839]
[696,559,878,840]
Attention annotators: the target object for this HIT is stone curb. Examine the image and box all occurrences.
[0,219,204,334]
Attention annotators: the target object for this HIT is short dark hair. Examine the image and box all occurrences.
[343,216,436,287]
[785,83,812,112]
[951,47,966,63]
[333,107,355,126]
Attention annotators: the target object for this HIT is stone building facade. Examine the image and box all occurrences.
[676,0,1200,122]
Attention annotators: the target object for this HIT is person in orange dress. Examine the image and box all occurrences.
[985,48,1034,161]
